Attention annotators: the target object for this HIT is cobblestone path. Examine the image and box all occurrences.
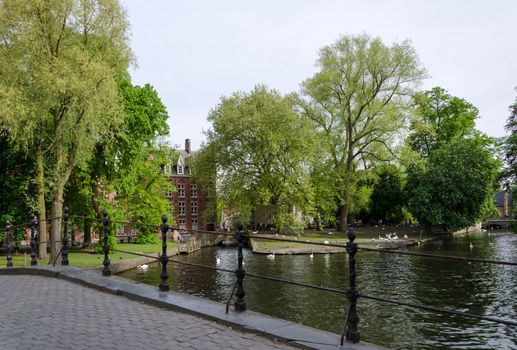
[0,275,297,350]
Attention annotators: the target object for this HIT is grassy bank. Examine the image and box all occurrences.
[0,242,178,269]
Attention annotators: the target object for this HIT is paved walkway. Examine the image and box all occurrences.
[0,275,296,350]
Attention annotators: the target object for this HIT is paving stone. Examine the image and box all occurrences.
[0,275,299,350]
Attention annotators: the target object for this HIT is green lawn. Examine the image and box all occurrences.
[0,241,178,269]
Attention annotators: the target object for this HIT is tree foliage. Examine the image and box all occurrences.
[406,138,500,231]
[503,91,517,183]
[406,87,500,231]
[297,33,426,231]
[369,165,406,224]
[66,75,171,243]
[0,0,132,259]
[0,133,35,240]
[201,85,316,233]
[503,89,517,219]
[409,87,478,157]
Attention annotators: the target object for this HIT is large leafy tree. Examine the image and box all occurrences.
[405,88,500,231]
[406,139,500,232]
[200,85,316,232]
[297,34,426,231]
[0,0,131,260]
[503,92,517,180]
[503,90,517,217]
[66,75,171,243]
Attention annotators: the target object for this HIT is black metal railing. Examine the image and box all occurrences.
[1,209,516,347]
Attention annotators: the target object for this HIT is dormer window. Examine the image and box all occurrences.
[177,156,184,175]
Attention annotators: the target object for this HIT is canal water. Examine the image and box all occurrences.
[119,230,517,350]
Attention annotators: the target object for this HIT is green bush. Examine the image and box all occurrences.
[93,234,117,254]
[132,233,160,244]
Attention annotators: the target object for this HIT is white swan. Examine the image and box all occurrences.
[403,234,408,239]
[309,252,314,259]
[137,264,149,271]
[469,242,474,250]
[266,253,275,259]
[215,257,221,265]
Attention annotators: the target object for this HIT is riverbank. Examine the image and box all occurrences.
[249,225,482,255]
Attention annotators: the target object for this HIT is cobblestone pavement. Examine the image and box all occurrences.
[0,275,298,350]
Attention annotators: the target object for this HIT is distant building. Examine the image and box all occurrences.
[494,189,513,218]
[165,139,216,231]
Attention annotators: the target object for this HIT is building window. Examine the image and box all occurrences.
[177,156,184,175]
[177,184,185,198]
[190,184,197,198]
[165,189,173,197]
[178,202,185,215]
[179,219,186,229]
[164,164,171,175]
[192,218,198,231]
[191,202,198,215]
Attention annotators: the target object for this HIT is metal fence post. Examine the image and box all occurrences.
[6,222,13,268]
[159,214,170,292]
[29,213,38,266]
[61,207,69,266]
[234,222,246,312]
[102,210,111,276]
[342,227,360,344]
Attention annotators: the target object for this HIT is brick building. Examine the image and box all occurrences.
[165,139,215,231]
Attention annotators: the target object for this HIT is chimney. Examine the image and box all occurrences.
[185,139,191,154]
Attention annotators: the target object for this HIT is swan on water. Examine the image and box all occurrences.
[266,253,275,259]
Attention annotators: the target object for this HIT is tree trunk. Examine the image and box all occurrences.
[49,190,64,265]
[339,204,348,232]
[315,214,323,231]
[91,179,102,217]
[339,121,355,233]
[35,144,48,260]
[83,216,91,245]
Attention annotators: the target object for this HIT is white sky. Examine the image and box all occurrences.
[121,0,517,151]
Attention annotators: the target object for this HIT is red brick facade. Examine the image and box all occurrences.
[165,139,215,231]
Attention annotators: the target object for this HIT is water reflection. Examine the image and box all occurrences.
[119,231,517,350]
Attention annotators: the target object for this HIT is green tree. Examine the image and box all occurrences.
[201,85,316,233]
[409,87,478,157]
[66,75,171,244]
[370,165,406,224]
[406,139,500,232]
[503,90,517,218]
[297,34,426,231]
[0,0,131,260]
[0,132,35,240]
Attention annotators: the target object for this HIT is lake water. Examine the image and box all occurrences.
[119,230,517,350]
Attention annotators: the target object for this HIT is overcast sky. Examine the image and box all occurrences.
[120,0,516,150]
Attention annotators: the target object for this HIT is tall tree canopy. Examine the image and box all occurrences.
[200,85,316,232]
[405,88,500,232]
[297,34,426,231]
[503,90,517,183]
[408,87,479,157]
[0,0,132,259]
